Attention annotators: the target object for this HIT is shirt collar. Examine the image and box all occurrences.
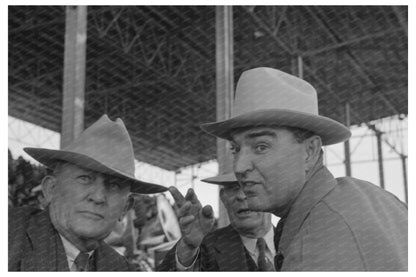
[59,234,94,270]
[240,225,276,256]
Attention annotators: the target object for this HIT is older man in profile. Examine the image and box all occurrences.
[200,67,408,271]
[159,173,275,271]
[8,115,167,271]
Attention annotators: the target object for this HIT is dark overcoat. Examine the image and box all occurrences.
[159,224,258,271]
[8,207,132,271]
[279,167,408,271]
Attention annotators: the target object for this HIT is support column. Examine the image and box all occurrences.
[344,102,352,176]
[401,154,408,203]
[297,55,303,79]
[61,6,88,148]
[215,6,234,228]
[370,126,385,189]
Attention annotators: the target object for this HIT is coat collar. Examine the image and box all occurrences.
[278,166,337,255]
[23,209,69,271]
[22,208,129,271]
[94,242,129,271]
[213,225,251,271]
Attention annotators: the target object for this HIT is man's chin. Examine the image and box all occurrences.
[72,224,112,241]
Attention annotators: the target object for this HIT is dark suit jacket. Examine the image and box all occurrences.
[158,225,257,271]
[8,207,132,271]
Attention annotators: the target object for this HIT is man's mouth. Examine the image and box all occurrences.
[241,180,260,187]
[78,211,104,219]
[237,208,253,215]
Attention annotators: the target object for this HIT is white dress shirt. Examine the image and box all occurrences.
[59,235,93,271]
[240,226,276,268]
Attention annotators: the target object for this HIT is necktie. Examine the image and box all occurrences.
[273,218,285,271]
[74,252,90,271]
[256,237,275,271]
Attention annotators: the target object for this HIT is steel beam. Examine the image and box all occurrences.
[305,6,400,117]
[302,28,402,57]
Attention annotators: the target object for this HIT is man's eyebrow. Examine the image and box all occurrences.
[245,130,277,139]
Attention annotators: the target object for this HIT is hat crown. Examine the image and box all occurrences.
[233,67,318,117]
[64,115,135,176]
[200,67,351,146]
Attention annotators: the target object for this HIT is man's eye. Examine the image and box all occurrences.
[224,185,240,195]
[107,183,121,191]
[255,144,268,153]
[77,175,92,184]
[229,144,240,154]
[225,185,238,191]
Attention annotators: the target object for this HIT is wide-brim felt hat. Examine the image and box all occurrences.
[201,173,238,186]
[200,67,351,145]
[24,115,167,194]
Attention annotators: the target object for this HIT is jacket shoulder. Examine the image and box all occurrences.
[327,176,407,213]
[318,177,408,270]
[8,207,44,271]
[9,206,42,222]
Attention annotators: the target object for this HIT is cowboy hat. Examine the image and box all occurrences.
[201,172,238,186]
[200,67,351,145]
[24,114,167,194]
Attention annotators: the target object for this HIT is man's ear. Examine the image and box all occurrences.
[219,187,226,202]
[304,135,322,172]
[121,195,135,219]
[41,175,57,204]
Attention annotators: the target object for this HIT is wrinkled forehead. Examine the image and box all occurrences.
[53,161,93,174]
[54,162,131,187]
[230,125,286,142]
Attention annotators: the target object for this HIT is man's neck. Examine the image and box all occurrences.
[272,157,324,219]
[236,222,272,238]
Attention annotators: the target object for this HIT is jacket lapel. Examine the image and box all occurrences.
[21,209,69,271]
[213,225,250,271]
[95,242,129,271]
[279,167,337,256]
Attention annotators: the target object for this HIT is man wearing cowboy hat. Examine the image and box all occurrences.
[200,67,408,271]
[8,115,167,271]
[159,173,275,271]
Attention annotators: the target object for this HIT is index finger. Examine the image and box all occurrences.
[185,188,202,206]
[169,186,186,207]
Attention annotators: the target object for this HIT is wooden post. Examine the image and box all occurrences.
[401,154,408,203]
[215,6,234,228]
[61,6,87,147]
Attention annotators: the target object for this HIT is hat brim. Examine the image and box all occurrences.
[24,148,168,194]
[200,109,351,146]
[201,173,238,185]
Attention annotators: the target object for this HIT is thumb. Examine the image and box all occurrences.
[201,205,214,218]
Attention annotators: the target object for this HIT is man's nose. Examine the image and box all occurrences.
[235,188,247,201]
[234,148,253,177]
[87,177,107,204]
